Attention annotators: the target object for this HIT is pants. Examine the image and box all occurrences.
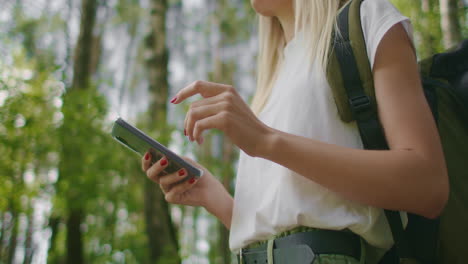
[237,227,388,264]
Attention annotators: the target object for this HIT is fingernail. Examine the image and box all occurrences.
[184,129,187,136]
[170,96,178,103]
[178,170,185,176]
[160,158,167,166]
[189,177,196,184]
[144,153,150,160]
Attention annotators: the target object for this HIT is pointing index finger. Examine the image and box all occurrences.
[171,81,232,104]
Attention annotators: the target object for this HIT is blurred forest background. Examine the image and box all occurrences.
[0,0,466,263]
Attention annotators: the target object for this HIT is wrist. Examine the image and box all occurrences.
[255,126,280,159]
[203,183,233,229]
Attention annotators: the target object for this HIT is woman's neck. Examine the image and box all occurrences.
[277,10,295,43]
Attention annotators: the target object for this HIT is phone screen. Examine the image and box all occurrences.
[111,118,203,179]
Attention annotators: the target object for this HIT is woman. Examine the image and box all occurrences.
[141,0,449,263]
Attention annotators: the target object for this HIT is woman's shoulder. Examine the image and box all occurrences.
[360,0,407,19]
[359,0,414,69]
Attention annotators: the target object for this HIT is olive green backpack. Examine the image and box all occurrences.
[327,0,468,263]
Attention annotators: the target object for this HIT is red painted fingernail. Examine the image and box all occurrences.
[144,153,150,160]
[189,177,196,184]
[178,170,185,176]
[170,96,178,103]
[184,129,187,136]
[160,158,167,166]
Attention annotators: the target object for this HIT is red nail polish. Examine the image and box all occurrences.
[160,158,167,166]
[145,153,150,160]
[189,177,196,184]
[184,129,187,136]
[170,96,178,103]
[178,170,185,176]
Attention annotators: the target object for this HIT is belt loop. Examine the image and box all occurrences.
[267,238,275,264]
[239,248,243,264]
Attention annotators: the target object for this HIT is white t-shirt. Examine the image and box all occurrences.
[229,0,414,253]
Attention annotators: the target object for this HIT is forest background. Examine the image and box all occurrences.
[0,0,466,263]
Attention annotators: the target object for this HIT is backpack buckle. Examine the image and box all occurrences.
[349,95,371,114]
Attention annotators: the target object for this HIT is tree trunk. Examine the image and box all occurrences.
[143,0,180,263]
[66,209,84,264]
[146,0,170,120]
[61,0,99,263]
[0,212,7,260]
[46,216,61,262]
[143,184,179,263]
[23,209,34,264]
[23,206,34,264]
[71,0,99,91]
[439,0,462,48]
[7,209,18,264]
[421,0,430,11]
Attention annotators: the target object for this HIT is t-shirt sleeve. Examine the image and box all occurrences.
[360,0,415,69]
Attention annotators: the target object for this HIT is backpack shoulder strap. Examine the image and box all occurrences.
[330,0,387,150]
[328,0,414,261]
[327,0,375,123]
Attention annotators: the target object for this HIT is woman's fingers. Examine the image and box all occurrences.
[159,169,187,187]
[164,177,198,203]
[193,112,229,141]
[171,80,233,104]
[183,92,227,140]
[190,92,227,108]
[185,102,228,141]
[141,152,152,171]
[145,156,169,183]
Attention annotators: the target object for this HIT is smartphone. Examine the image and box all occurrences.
[111,118,203,180]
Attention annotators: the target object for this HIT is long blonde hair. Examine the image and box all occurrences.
[251,0,344,114]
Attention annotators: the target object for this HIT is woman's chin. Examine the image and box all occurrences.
[255,9,275,17]
[251,1,276,17]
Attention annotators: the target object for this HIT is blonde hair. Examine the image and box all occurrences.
[251,0,344,114]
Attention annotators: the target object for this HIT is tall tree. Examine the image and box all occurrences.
[142,0,180,263]
[23,201,34,264]
[59,0,99,263]
[7,202,18,264]
[439,0,462,48]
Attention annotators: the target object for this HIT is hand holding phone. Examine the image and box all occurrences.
[112,118,233,228]
[111,118,203,181]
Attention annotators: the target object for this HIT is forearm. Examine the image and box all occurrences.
[203,184,234,229]
[258,128,448,218]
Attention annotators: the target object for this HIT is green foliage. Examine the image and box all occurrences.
[114,0,144,27]
[0,50,150,263]
[390,0,467,58]
[55,85,151,262]
[390,0,444,58]
[0,50,61,211]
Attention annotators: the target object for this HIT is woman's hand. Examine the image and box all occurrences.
[171,80,272,157]
[141,152,233,228]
